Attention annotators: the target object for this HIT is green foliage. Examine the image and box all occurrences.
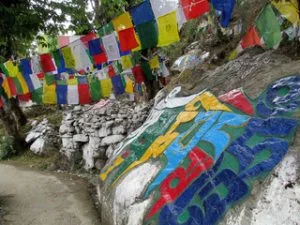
[0,136,15,160]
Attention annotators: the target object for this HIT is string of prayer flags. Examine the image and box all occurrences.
[150,0,178,18]
[135,20,158,49]
[211,0,236,27]
[102,33,121,61]
[89,76,102,102]
[67,85,79,105]
[56,84,68,104]
[112,12,134,31]
[40,53,56,73]
[132,65,145,84]
[111,75,125,95]
[118,27,139,52]
[157,11,180,47]
[78,83,92,104]
[100,78,113,97]
[256,4,282,49]
[272,0,299,25]
[61,47,76,69]
[130,1,155,26]
[43,83,57,104]
[240,26,262,49]
[180,0,210,20]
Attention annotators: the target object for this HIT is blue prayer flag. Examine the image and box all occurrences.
[111,75,125,95]
[211,0,236,27]
[130,1,155,26]
[88,38,103,56]
[20,59,33,75]
[56,85,68,104]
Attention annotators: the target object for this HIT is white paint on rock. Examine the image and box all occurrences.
[113,162,161,225]
[127,199,152,225]
[30,137,45,155]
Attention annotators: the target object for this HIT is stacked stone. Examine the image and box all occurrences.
[26,119,60,155]
[59,100,151,171]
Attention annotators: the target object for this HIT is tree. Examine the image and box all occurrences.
[0,0,94,153]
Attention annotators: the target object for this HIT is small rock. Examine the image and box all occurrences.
[101,135,124,146]
[73,134,89,143]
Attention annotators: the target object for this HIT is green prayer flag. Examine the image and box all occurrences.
[113,61,123,74]
[32,87,43,104]
[45,74,55,85]
[89,76,102,102]
[141,61,154,80]
[98,22,115,37]
[131,51,142,66]
[136,20,158,49]
[12,77,23,94]
[0,64,9,76]
[256,4,282,49]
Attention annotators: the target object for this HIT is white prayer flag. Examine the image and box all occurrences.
[67,85,79,105]
[150,0,178,18]
[102,33,121,61]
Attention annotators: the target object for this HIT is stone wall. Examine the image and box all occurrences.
[59,99,152,170]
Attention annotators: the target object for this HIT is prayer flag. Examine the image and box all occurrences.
[61,47,76,69]
[43,83,57,104]
[40,53,56,73]
[135,20,158,49]
[16,72,29,94]
[112,61,123,74]
[67,85,79,105]
[98,22,114,37]
[157,11,180,47]
[70,40,93,72]
[121,55,133,70]
[130,1,155,25]
[149,56,160,69]
[256,4,282,49]
[108,65,116,78]
[88,38,103,56]
[100,78,112,97]
[150,0,178,18]
[30,74,42,90]
[211,0,236,27]
[20,59,32,75]
[118,27,139,52]
[4,60,19,77]
[141,61,154,80]
[180,0,210,20]
[125,77,134,94]
[78,83,92,104]
[272,0,299,25]
[31,55,42,74]
[111,75,125,95]
[56,84,68,104]
[89,76,102,102]
[18,93,31,102]
[112,12,133,31]
[132,65,145,84]
[32,88,43,104]
[80,32,97,48]
[102,33,121,61]
[52,49,67,74]
[240,26,262,49]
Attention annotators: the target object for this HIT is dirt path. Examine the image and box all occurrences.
[0,163,100,225]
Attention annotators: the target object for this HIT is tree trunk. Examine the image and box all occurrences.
[10,98,27,127]
[0,108,25,153]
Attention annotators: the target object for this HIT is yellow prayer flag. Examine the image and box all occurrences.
[61,47,76,69]
[16,72,29,94]
[157,11,180,47]
[43,83,57,104]
[228,48,238,61]
[149,56,160,69]
[125,79,134,94]
[112,12,133,31]
[272,0,299,24]
[100,79,112,97]
[2,78,12,98]
[121,55,133,70]
[5,60,19,77]
[67,78,78,86]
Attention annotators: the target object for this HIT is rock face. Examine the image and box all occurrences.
[97,51,300,225]
[26,119,60,155]
[59,99,152,170]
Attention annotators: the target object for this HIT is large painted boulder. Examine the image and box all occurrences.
[98,75,300,225]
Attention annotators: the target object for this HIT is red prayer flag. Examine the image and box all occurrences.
[80,32,97,48]
[118,27,139,52]
[180,0,210,20]
[132,66,145,84]
[108,65,116,78]
[37,73,45,79]
[78,83,92,104]
[240,26,262,49]
[0,97,3,108]
[18,93,32,102]
[40,53,56,73]
[93,46,107,65]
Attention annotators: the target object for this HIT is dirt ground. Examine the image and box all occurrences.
[0,163,100,225]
